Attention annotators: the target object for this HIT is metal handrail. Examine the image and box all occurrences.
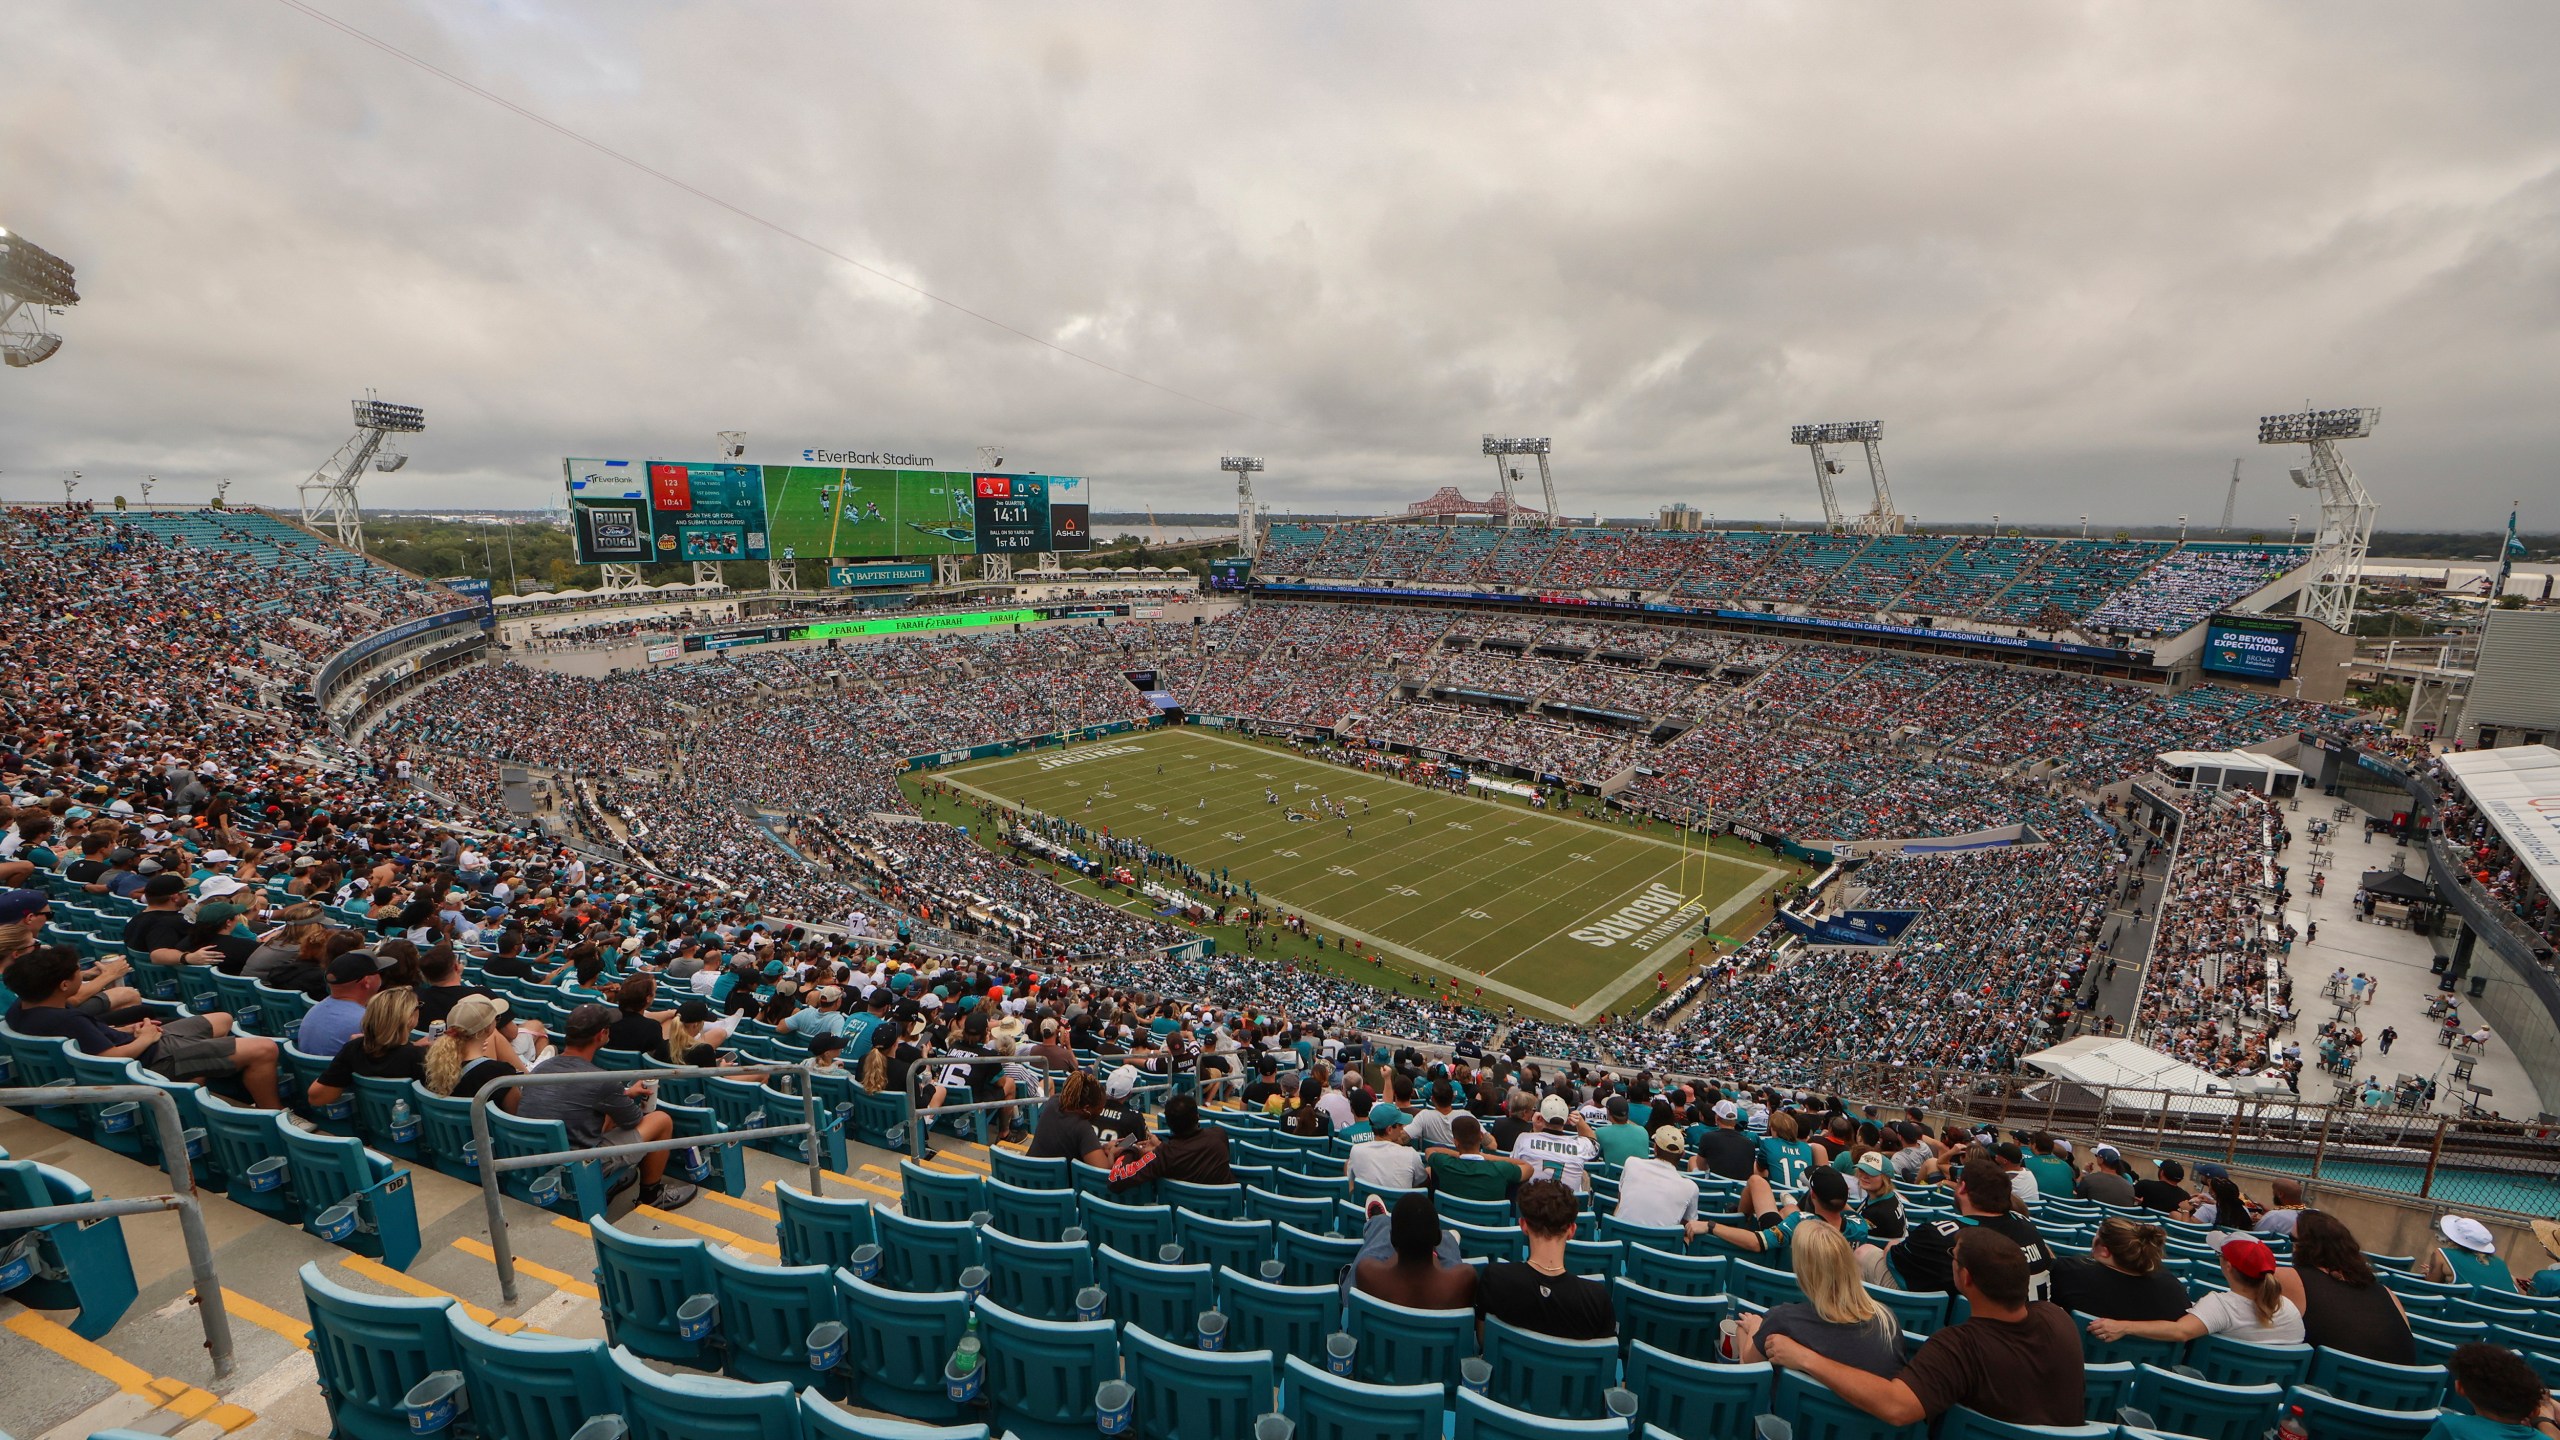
[0,1083,236,1376]
[469,1059,823,1303]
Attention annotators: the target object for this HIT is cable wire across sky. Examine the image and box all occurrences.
[273,0,1258,423]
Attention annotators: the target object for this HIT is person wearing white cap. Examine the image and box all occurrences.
[1615,1126,1710,1236]
[1697,1098,1759,1181]
[2421,1215,2517,1292]
[1512,1094,1602,1194]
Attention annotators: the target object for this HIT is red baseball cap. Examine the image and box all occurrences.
[2220,1237,2278,1279]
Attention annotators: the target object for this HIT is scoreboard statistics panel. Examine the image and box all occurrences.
[971,473,1052,553]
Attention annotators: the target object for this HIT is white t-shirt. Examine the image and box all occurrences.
[1613,1155,1701,1228]
[2006,1166,2041,1205]
[2190,1289,2306,1344]
[1513,1130,1600,1193]
[1346,1138,1428,1190]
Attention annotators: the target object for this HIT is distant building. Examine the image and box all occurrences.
[1659,503,1703,532]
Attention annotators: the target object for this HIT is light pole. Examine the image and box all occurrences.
[140,474,158,509]
[62,471,80,508]
[2178,514,2189,543]
[1991,512,2000,538]
[2080,515,2089,540]
[2288,514,2300,545]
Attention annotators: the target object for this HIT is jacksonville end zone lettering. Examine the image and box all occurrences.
[1571,882,1690,949]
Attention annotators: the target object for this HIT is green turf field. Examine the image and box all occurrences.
[937,728,1789,1022]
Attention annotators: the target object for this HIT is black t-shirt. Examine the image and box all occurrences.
[447,1058,517,1100]
[1858,1189,1909,1243]
[123,910,197,960]
[1898,1306,2086,1427]
[481,954,535,980]
[1095,1102,1149,1141]
[415,982,494,1027]
[604,1014,662,1055]
[1490,1115,1531,1151]
[2048,1256,2192,1322]
[1027,1102,1103,1161]
[1890,1212,2055,1301]
[318,1041,428,1090]
[2132,1178,2189,1212]
[1697,1126,1760,1181]
[1242,1079,1281,1108]
[66,858,109,885]
[1477,1263,1617,1340]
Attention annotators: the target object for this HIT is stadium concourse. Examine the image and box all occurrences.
[5,506,2560,1440]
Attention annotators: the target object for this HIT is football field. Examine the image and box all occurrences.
[936,728,1791,1022]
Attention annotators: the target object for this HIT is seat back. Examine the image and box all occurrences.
[2131,1364,2283,1440]
[981,1227,1095,1322]
[1174,1210,1274,1276]
[195,1092,296,1217]
[1611,1277,1721,1359]
[798,1392,992,1440]
[1275,1221,1362,1288]
[281,1042,347,1127]
[1864,1281,1949,1336]
[277,1121,419,1269]
[605,1344,800,1440]
[589,1216,717,1363]
[299,1259,461,1440]
[1215,1265,1339,1368]
[707,1245,837,1385]
[1729,1256,1807,1308]
[2283,1383,2441,1440]
[2189,1333,2314,1389]
[1098,1242,1216,1342]
[450,1317,615,1440]
[987,1176,1079,1243]
[1481,1313,1619,1420]
[774,1182,878,1270]
[1159,1179,1246,1219]
[900,1160,990,1223]
[1937,1405,2115,1440]
[2082,1360,2139,1424]
[1776,1368,1930,1440]
[349,1072,425,1160]
[0,1156,138,1340]
[1083,1194,1176,1258]
[410,1085,483,1182]
[486,1106,610,1217]
[1622,1245,1725,1298]
[1451,1387,1631,1440]
[988,1148,1068,1190]
[1623,1340,1768,1440]
[1122,1319,1277,1440]
[1346,1287,1475,1396]
[2306,1348,2451,1412]
[874,1208,981,1294]
[1244,1185,1334,1232]
[833,1269,973,1423]
[973,1297,1116,1438]
[2077,1311,2189,1369]
[1281,1353,1444,1440]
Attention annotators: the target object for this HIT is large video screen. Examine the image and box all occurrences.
[571,458,1091,563]
[649,462,769,561]
[2200,615,2301,682]
[567,459,652,564]
[762,466,979,560]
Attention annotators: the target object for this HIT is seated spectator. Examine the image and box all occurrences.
[1703,1163,1868,1259]
[1478,1177,1614,1339]
[601,973,666,1055]
[2075,1145,2139,1207]
[1150,1095,1234,1183]
[1511,1094,1601,1193]
[120,874,231,969]
[1735,1219,1906,1377]
[2050,1216,2190,1321]
[1853,1152,1907,1243]
[2088,1236,2303,1345]
[307,987,426,1107]
[2432,1342,2560,1440]
[298,949,391,1057]
[2276,1210,2415,1363]
[515,1003,696,1211]
[2422,1215,2519,1292]
[422,994,530,1103]
[238,903,325,983]
[2254,1177,2308,1238]
[1425,1114,1534,1204]
[3,945,281,1108]
[1613,1126,1707,1235]
[2133,1156,2191,1212]
[1348,1102,1429,1190]
[2188,1168,2254,1228]
[2531,1220,2560,1300]
[413,944,493,1028]
[1594,1095,1649,1166]
[1695,1098,1759,1181]
[1351,1191,1472,1310]
[2022,1133,2077,1199]
[1283,1075,1334,1137]
[1761,1227,2086,1428]
[1883,1159,2053,1299]
[1026,1071,1122,1167]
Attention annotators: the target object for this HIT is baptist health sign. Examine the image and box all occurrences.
[827,562,936,589]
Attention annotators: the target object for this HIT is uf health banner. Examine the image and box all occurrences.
[1778,908,1923,946]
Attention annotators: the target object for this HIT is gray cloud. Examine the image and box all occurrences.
[4,1,2554,529]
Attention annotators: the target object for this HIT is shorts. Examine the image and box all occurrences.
[1752,1210,1785,1231]
[151,1015,241,1082]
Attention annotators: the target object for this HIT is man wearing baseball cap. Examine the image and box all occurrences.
[2422,1215,2517,1292]
[1614,1126,1709,1236]
[1511,1093,1602,1195]
[516,1002,697,1211]
[299,949,392,1057]
[1347,1101,1428,1189]
[1697,1098,1759,1182]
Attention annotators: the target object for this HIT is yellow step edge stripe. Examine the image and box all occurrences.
[2,1311,157,1394]
[763,1173,901,1202]
[219,1288,312,1350]
[450,1237,601,1300]
[696,1188,782,1222]
[637,1204,781,1258]
[205,1402,260,1433]
[553,1216,593,1239]
[338,1255,535,1333]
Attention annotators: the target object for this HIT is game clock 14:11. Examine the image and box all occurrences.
[971,473,1051,553]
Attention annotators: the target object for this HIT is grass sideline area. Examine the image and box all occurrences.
[905,726,1801,1022]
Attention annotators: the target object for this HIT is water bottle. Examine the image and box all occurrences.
[390,1098,420,1143]
[946,1314,983,1404]
[2273,1404,2310,1440]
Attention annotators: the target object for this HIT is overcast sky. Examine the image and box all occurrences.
[6,2,2555,528]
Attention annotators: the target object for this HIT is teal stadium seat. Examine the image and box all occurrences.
[1776,1368,1930,1440]
[900,1159,988,1222]
[194,1092,297,1219]
[1098,1242,1216,1341]
[486,1107,613,1218]
[1275,1221,1361,1287]
[2306,1350,2451,1413]
[1453,1387,1631,1440]
[1174,1210,1274,1275]
[2284,1384,2441,1440]
[2082,1360,2140,1423]
[773,1182,879,1270]
[832,1270,972,1422]
[451,1317,617,1440]
[300,1260,460,1440]
[981,1227,1095,1322]
[972,1297,1117,1440]
[1481,1312,1620,1419]
[1621,1342,1769,1440]
[988,1148,1067,1190]
[987,1176,1079,1242]
[798,1392,992,1440]
[1612,1277,1722,1358]
[1936,1406,2115,1440]
[1082,1193,1176,1257]
[277,1118,421,1270]
[605,1343,800,1440]
[1246,1185,1337,1233]
[1346,1287,1475,1396]
[1215,1264,1339,1367]
[1158,1178,1246,1219]
[1624,1245,1727,1297]
[1120,1318,1278,1440]
[0,1155,138,1340]
[589,1216,717,1364]
[1281,1354,1445,1440]
[706,1245,836,1385]
[2132,1364,2283,1440]
[2188,1334,2314,1389]
[874,1208,981,1294]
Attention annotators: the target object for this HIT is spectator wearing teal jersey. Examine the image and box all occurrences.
[1700,1164,1869,1258]
[2530,1221,2560,1299]
[1758,1109,1820,1192]
[1594,1095,1651,1166]
[2023,1132,2078,1199]
[2423,1215,2517,1293]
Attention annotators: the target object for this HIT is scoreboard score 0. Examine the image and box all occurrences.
[971,473,1053,553]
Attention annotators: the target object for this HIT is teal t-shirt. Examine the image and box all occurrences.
[1760,1137,1816,1191]
[2528,1263,2560,1299]
[2425,1414,2541,1440]
[1596,1123,1652,1166]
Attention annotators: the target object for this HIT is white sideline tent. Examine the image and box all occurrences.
[2020,1036,2258,1108]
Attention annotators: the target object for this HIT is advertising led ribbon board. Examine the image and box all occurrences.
[794,609,1045,639]
[2199,614,2302,682]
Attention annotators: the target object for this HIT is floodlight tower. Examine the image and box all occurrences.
[2258,405,2380,631]
[1480,435,1523,524]
[2218,459,2242,536]
[1480,436,1560,526]
[1789,421,1900,534]
[0,227,80,369]
[299,393,424,554]
[1222,455,1265,556]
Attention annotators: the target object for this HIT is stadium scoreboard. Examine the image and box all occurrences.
[2199,614,2301,682]
[567,457,1091,564]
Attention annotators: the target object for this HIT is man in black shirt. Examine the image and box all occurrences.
[413,946,495,1027]
[1697,1099,1760,1181]
[1478,1178,1616,1340]
[1885,1159,2054,1302]
[1240,1058,1282,1109]
[2131,1157,2191,1213]
[123,875,223,968]
[1094,1065,1150,1142]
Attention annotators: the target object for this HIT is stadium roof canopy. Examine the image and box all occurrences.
[2436,744,2560,908]
[2020,1035,2243,1098]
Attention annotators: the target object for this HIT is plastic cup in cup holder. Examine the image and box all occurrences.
[1606,1387,1639,1420]
[1076,1285,1107,1322]
[1197,1308,1227,1351]
[402,1370,466,1434]
[1157,1243,1185,1265]
[676,1293,718,1343]
[98,1102,139,1134]
[1258,1259,1285,1282]
[849,1243,882,1281]
[958,1265,989,1302]
[1460,1357,1491,1394]
[1253,1416,1295,1440]
[1324,1332,1355,1376]
[569,1418,628,1440]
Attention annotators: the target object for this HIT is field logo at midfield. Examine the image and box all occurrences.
[1036,744,1145,772]
[1571,882,1700,950]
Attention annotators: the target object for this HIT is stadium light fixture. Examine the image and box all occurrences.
[1991,512,2000,538]
[2080,515,2088,539]
[2289,514,2300,544]
[62,470,80,507]
[1223,456,1266,556]
[2178,514,2188,543]
[1,227,80,368]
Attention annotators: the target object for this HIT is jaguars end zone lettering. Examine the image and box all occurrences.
[1571,882,1694,949]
